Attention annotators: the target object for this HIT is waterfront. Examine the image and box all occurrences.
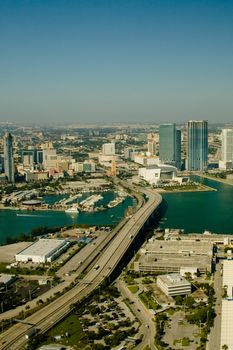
[1,176,233,244]
[160,176,233,234]
[0,191,134,244]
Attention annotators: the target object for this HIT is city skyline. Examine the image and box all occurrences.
[0,0,233,124]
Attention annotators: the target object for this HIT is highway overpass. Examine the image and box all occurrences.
[0,185,162,350]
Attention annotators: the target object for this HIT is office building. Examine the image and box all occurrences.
[102,142,115,155]
[124,147,135,160]
[22,148,44,166]
[0,155,4,173]
[187,120,208,171]
[159,124,181,169]
[176,129,182,170]
[3,132,15,183]
[219,128,233,170]
[157,274,191,297]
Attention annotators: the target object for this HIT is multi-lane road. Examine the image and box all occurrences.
[116,279,157,350]
[0,184,162,350]
[206,262,222,350]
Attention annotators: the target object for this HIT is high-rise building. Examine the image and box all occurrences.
[0,155,4,173]
[187,120,208,171]
[159,124,181,169]
[175,129,182,170]
[147,133,156,156]
[3,132,15,183]
[102,142,115,155]
[219,128,233,170]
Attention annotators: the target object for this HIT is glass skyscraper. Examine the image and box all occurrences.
[159,123,181,169]
[4,132,15,183]
[187,120,208,171]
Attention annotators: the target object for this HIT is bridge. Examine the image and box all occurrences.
[0,184,162,350]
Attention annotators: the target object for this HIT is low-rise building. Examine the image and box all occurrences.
[0,274,16,287]
[164,229,233,246]
[134,238,213,274]
[157,273,191,297]
[138,165,187,185]
[15,239,69,263]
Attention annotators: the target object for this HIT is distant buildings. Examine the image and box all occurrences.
[124,147,136,161]
[99,142,119,166]
[219,128,233,170]
[3,132,15,183]
[159,124,181,169]
[102,142,115,156]
[147,133,156,156]
[187,120,208,171]
[22,148,43,169]
[134,154,159,166]
[71,160,96,173]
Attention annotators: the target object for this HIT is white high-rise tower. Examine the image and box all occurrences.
[219,128,233,170]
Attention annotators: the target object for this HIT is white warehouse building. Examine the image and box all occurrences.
[15,239,69,264]
[157,273,191,297]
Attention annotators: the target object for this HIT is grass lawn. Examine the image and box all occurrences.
[139,291,158,310]
[128,285,139,294]
[174,338,191,346]
[46,314,89,349]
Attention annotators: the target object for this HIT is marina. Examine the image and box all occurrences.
[0,191,134,244]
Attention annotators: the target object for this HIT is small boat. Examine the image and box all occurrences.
[65,207,79,214]
[16,214,36,217]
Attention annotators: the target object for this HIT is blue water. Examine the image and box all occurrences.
[160,176,233,234]
[0,191,134,243]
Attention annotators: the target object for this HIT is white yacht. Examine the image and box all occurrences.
[65,207,79,214]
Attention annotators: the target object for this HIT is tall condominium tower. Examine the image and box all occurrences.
[175,129,182,170]
[4,132,15,183]
[159,124,181,169]
[147,133,156,156]
[219,128,233,169]
[187,120,208,171]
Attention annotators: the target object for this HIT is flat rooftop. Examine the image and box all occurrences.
[138,253,211,269]
[143,239,213,256]
[158,273,190,287]
[220,260,233,349]
[221,299,233,350]
[16,239,67,257]
[0,274,15,285]
[222,260,233,297]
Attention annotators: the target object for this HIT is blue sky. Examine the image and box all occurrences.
[0,0,233,124]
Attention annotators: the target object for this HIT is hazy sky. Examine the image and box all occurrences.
[0,0,233,124]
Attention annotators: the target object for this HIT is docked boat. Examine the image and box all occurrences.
[65,207,79,214]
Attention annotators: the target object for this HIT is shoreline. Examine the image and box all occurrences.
[155,184,216,194]
[196,173,233,186]
[0,206,65,212]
